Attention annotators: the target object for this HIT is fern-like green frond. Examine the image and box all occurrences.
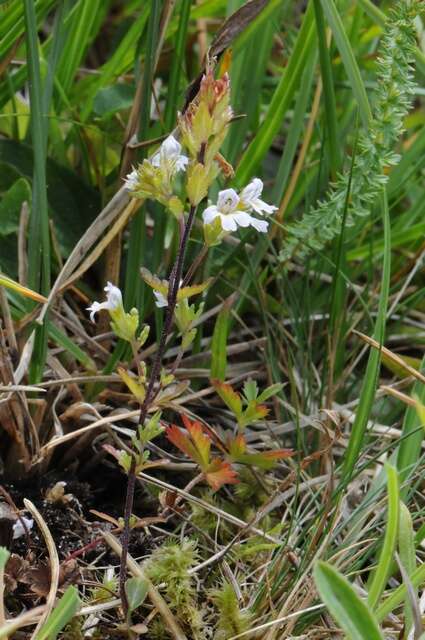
[280,0,421,262]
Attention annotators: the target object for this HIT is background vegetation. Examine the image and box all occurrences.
[0,0,424,637]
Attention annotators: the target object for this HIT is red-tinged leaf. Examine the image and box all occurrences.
[227,433,247,458]
[183,417,211,469]
[261,449,294,460]
[166,425,202,466]
[204,458,239,491]
[212,380,242,417]
[167,417,212,470]
[239,402,269,428]
[227,435,293,470]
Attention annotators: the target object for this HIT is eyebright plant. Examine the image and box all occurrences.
[87,64,279,612]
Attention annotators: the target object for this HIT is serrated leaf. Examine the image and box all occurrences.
[166,416,210,469]
[176,278,212,301]
[257,383,284,403]
[243,378,258,402]
[228,435,293,470]
[117,367,146,402]
[204,458,239,491]
[212,380,243,418]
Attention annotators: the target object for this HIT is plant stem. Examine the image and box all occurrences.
[118,455,136,614]
[118,204,198,614]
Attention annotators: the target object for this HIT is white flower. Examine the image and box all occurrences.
[153,290,168,308]
[202,188,270,233]
[151,135,188,174]
[13,516,33,540]
[87,282,123,323]
[240,178,278,215]
[124,168,139,191]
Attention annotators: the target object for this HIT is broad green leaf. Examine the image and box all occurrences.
[125,577,149,615]
[0,178,31,236]
[0,546,10,570]
[35,586,80,640]
[93,84,136,117]
[314,561,384,640]
[210,304,230,381]
[0,140,100,256]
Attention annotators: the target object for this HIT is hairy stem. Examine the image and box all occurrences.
[119,203,198,614]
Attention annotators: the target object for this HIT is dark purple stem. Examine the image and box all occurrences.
[118,203,198,614]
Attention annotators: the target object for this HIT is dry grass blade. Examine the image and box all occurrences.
[102,531,188,640]
[37,187,130,322]
[24,499,60,639]
[354,330,425,385]
[40,409,140,453]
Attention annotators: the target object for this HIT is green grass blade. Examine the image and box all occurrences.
[164,0,191,129]
[314,561,384,640]
[272,48,317,202]
[235,1,315,186]
[399,501,416,637]
[396,356,425,494]
[319,0,371,127]
[210,302,230,382]
[376,563,425,623]
[35,586,80,640]
[124,0,162,313]
[55,0,103,96]
[342,189,390,481]
[313,0,341,174]
[23,0,51,383]
[367,464,400,610]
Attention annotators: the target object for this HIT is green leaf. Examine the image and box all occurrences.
[210,305,230,381]
[0,546,10,570]
[93,83,136,117]
[235,1,315,185]
[399,501,416,637]
[376,563,425,623]
[0,140,100,256]
[257,383,284,403]
[342,189,390,481]
[314,561,384,640]
[0,178,31,236]
[319,0,372,127]
[367,464,399,609]
[35,586,80,640]
[125,576,149,615]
